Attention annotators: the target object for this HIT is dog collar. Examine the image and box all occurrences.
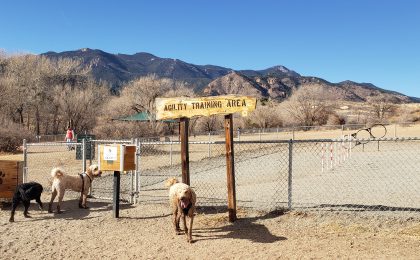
[81,173,92,183]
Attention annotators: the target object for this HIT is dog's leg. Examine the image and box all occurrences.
[82,193,88,208]
[48,189,57,213]
[187,215,194,243]
[56,191,64,214]
[36,196,43,211]
[78,195,83,208]
[78,193,88,209]
[176,211,182,234]
[9,198,20,222]
[182,214,188,234]
[173,207,181,234]
[23,201,31,218]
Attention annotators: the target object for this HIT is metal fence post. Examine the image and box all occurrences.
[130,138,135,204]
[23,139,28,183]
[237,128,241,154]
[82,138,86,173]
[135,139,140,204]
[208,132,211,157]
[288,139,293,210]
[170,137,173,166]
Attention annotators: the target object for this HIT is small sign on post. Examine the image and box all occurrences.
[98,144,136,218]
[98,144,136,172]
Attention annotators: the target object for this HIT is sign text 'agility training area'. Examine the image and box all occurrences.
[155,95,257,120]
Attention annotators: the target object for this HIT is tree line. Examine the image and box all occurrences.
[0,52,405,152]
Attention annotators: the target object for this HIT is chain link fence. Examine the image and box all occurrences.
[24,142,83,200]
[292,138,420,212]
[21,137,420,215]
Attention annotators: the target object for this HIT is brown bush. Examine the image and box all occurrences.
[327,113,346,125]
[0,122,33,153]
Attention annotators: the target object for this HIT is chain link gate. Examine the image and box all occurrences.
[24,141,84,199]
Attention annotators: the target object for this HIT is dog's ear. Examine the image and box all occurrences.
[165,177,178,188]
[186,189,192,197]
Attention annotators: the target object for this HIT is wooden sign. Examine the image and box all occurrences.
[98,144,136,172]
[0,160,23,199]
[155,95,257,120]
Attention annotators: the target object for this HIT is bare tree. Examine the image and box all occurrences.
[52,79,109,133]
[0,53,104,136]
[283,85,333,126]
[248,102,282,128]
[0,54,92,134]
[119,74,193,136]
[196,115,222,133]
[367,95,397,122]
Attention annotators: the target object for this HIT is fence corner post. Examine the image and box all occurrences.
[288,139,293,210]
[134,138,140,204]
[23,139,28,183]
[82,138,86,173]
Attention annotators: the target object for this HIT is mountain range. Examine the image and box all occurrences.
[42,48,419,103]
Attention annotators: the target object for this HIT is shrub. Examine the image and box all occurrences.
[0,123,33,153]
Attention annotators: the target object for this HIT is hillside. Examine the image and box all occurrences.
[42,48,419,102]
[204,72,417,103]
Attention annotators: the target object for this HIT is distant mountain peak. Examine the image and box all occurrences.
[40,48,418,102]
[270,65,291,72]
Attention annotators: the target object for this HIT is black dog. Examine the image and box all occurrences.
[9,182,44,222]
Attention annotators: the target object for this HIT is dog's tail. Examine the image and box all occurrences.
[165,177,179,188]
[51,167,65,178]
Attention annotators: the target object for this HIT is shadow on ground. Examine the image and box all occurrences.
[4,199,137,222]
[194,206,287,243]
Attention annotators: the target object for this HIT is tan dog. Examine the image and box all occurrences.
[165,178,196,243]
[48,165,102,213]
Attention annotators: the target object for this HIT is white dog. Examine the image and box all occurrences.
[166,178,197,243]
[48,164,102,213]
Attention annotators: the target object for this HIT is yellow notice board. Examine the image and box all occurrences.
[155,95,257,120]
[98,144,136,172]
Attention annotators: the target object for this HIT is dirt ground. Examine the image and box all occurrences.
[1,195,419,260]
[1,124,420,259]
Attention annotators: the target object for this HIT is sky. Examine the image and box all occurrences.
[2,0,420,97]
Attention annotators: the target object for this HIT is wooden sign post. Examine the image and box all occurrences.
[224,114,236,222]
[155,95,256,222]
[180,118,190,185]
[113,171,120,218]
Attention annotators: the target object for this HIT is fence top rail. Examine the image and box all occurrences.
[27,142,81,146]
[139,141,223,145]
[92,139,132,143]
[25,136,420,146]
[140,137,420,145]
